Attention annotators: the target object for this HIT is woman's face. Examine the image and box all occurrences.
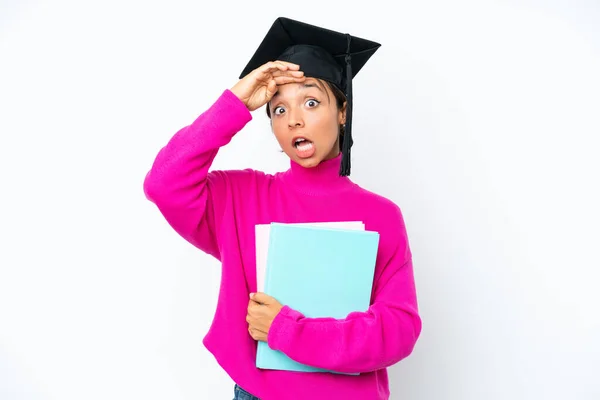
[268,78,346,169]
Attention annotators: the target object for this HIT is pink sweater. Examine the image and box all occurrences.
[143,89,422,400]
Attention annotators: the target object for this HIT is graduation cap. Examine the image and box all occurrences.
[239,17,381,176]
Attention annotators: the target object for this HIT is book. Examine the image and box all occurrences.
[255,222,380,373]
[255,221,365,293]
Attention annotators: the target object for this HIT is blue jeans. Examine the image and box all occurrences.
[233,384,260,400]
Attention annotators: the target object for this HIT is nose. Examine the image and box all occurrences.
[287,108,304,129]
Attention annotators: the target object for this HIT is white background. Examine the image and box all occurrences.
[1,0,599,399]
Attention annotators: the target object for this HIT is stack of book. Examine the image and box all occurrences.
[254,221,380,373]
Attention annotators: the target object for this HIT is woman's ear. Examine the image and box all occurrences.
[339,101,347,125]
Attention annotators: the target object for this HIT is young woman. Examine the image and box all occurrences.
[144,17,421,400]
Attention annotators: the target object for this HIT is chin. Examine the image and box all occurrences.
[297,158,322,168]
[287,152,322,168]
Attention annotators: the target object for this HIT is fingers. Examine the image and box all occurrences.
[266,79,277,99]
[259,65,304,84]
[248,298,262,311]
[248,325,267,335]
[251,292,280,305]
[254,62,304,94]
[260,60,300,73]
[250,292,269,304]
[276,60,300,69]
[272,70,304,78]
[248,326,267,341]
[258,61,288,74]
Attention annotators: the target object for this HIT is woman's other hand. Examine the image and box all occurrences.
[246,292,284,342]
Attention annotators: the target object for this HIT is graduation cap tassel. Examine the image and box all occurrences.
[340,33,353,177]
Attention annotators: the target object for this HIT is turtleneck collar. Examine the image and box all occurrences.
[281,153,355,195]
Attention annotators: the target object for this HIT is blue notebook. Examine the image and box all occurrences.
[256,222,380,373]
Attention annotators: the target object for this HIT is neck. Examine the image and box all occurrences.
[283,153,354,195]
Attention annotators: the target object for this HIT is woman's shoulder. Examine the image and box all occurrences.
[352,186,412,263]
[350,184,408,233]
[353,184,404,215]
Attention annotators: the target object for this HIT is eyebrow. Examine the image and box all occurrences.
[302,83,324,92]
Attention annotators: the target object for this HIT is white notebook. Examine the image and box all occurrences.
[255,221,365,292]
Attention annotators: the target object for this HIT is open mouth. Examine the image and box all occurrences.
[293,137,313,148]
[293,137,316,158]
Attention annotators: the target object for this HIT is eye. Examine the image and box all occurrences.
[305,99,320,108]
[273,106,285,115]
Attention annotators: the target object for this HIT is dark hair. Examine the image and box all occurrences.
[265,79,348,150]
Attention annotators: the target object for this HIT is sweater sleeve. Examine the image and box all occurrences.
[143,89,252,259]
[266,239,422,374]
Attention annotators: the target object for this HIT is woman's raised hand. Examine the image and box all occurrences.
[231,61,305,111]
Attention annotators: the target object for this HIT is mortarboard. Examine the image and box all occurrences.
[239,17,381,176]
